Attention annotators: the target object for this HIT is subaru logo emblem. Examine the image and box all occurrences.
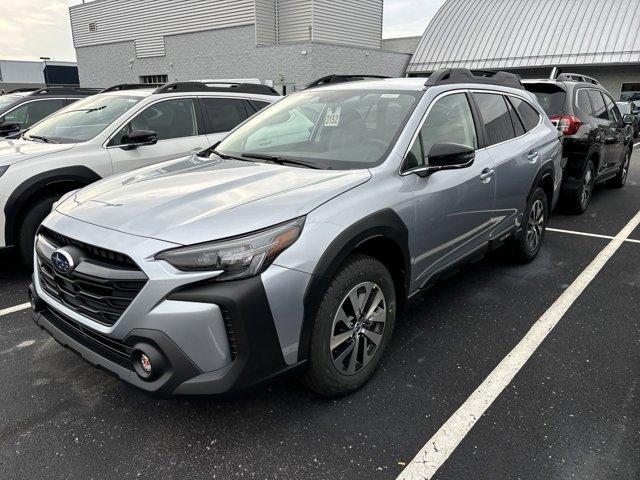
[51,249,74,274]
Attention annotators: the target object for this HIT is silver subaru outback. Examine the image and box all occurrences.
[30,69,563,397]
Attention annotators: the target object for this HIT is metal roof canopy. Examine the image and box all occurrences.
[408,0,640,73]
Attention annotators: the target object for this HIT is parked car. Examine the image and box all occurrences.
[30,69,562,397]
[0,81,280,265]
[0,86,100,138]
[616,101,640,138]
[523,73,634,214]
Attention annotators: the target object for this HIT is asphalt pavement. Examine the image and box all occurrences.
[1,149,639,479]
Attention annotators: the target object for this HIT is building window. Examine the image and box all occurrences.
[140,75,168,85]
[620,83,640,102]
[88,22,97,32]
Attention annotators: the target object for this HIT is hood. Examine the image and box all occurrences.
[57,155,371,245]
[0,138,76,166]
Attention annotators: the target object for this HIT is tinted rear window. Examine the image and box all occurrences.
[523,83,566,117]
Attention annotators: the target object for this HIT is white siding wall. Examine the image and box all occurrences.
[255,0,277,46]
[312,0,383,49]
[70,0,255,58]
[0,60,45,83]
[277,0,312,43]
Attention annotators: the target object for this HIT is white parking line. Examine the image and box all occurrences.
[397,208,640,480]
[0,303,31,317]
[547,227,640,244]
[634,141,640,148]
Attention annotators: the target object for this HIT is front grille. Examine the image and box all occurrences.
[40,227,136,268]
[44,306,133,369]
[221,307,238,361]
[37,228,147,327]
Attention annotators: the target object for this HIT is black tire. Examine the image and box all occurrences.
[566,159,595,214]
[610,148,631,189]
[16,194,61,268]
[510,187,548,264]
[305,254,396,397]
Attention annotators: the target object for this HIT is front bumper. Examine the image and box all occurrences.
[31,212,310,396]
[30,275,305,396]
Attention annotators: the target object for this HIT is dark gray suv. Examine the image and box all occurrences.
[0,86,100,138]
[30,69,563,397]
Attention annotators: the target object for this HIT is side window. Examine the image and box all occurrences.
[588,90,608,120]
[505,98,525,137]
[405,93,477,169]
[4,99,66,129]
[201,98,248,134]
[509,96,541,132]
[602,93,622,123]
[113,98,198,144]
[247,100,271,113]
[576,89,593,116]
[474,93,516,146]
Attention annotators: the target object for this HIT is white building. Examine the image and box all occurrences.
[407,0,640,101]
[69,0,419,93]
[0,60,79,92]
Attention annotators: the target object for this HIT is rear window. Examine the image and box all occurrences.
[523,83,566,117]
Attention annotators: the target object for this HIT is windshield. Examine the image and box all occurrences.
[217,89,421,169]
[523,84,566,117]
[24,94,142,143]
[0,95,22,112]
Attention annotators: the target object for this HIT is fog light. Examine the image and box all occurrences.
[140,353,152,373]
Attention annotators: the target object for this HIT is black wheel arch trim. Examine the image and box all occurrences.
[298,209,411,363]
[4,165,101,246]
[528,160,555,203]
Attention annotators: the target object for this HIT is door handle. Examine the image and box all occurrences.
[479,168,495,183]
[527,151,540,163]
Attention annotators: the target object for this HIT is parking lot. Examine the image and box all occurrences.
[0,147,639,479]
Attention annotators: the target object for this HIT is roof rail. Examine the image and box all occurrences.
[556,73,600,85]
[153,81,280,96]
[30,86,102,96]
[304,74,391,90]
[7,87,40,94]
[101,83,162,93]
[425,68,524,90]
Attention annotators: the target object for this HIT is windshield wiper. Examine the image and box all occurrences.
[27,135,59,144]
[241,153,323,170]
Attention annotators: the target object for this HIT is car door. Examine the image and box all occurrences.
[587,90,621,176]
[199,97,251,145]
[402,91,495,285]
[602,92,626,172]
[107,97,208,173]
[474,92,544,235]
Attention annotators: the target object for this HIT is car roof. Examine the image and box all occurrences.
[302,77,427,92]
[97,89,277,101]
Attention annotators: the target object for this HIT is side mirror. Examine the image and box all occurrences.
[405,143,475,178]
[120,130,158,150]
[0,121,21,137]
[623,114,636,125]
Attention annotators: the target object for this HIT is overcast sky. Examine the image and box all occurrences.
[0,0,446,62]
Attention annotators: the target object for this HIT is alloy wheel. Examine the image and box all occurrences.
[526,198,545,252]
[622,152,631,185]
[330,282,386,376]
[581,167,594,209]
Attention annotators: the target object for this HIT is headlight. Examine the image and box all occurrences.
[155,217,305,280]
[0,165,8,178]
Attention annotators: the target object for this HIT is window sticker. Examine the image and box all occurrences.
[324,106,341,127]
[381,93,400,99]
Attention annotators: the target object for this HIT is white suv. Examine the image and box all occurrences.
[0,82,280,264]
